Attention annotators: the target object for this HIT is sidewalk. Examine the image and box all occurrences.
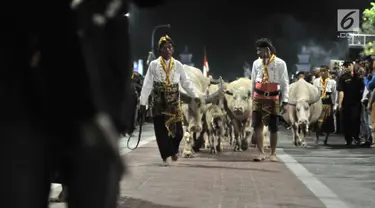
[119,141,326,208]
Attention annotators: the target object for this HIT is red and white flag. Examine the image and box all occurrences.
[203,48,209,77]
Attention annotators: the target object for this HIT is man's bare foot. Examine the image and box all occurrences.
[253,154,265,162]
[161,159,169,166]
[171,154,178,162]
[269,154,278,162]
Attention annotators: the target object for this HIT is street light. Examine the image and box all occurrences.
[124,13,129,17]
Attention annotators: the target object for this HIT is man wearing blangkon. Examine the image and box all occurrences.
[251,38,289,162]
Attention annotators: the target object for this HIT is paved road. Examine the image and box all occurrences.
[50,123,156,208]
[278,130,375,208]
[50,124,375,208]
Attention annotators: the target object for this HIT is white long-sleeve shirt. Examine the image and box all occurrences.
[140,57,198,106]
[250,56,289,103]
[313,78,338,109]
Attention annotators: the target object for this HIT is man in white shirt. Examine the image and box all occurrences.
[296,71,305,81]
[251,38,289,162]
[139,35,199,166]
[312,67,337,145]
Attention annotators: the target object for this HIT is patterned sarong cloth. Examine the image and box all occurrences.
[317,92,334,132]
[318,104,332,123]
[152,82,182,137]
[252,99,280,126]
[253,82,280,126]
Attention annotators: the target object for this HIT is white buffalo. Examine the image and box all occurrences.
[283,79,322,147]
[179,65,224,156]
[223,78,253,151]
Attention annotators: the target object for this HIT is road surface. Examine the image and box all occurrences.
[50,124,375,208]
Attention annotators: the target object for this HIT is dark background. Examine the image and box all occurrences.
[128,0,373,80]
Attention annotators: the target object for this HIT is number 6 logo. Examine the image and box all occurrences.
[337,9,360,32]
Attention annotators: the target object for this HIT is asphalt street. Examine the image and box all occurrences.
[49,123,156,208]
[277,129,375,208]
[49,123,375,208]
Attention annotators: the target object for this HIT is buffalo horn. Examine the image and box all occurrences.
[286,100,297,106]
[180,91,192,103]
[205,77,224,104]
[308,94,321,105]
[210,77,221,84]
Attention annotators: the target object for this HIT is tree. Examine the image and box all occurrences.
[362,2,375,56]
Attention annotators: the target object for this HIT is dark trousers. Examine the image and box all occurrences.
[335,110,341,133]
[0,119,121,208]
[153,116,183,160]
[341,104,361,143]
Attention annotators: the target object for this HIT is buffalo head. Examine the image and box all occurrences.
[224,87,251,117]
[286,94,321,146]
[180,77,224,133]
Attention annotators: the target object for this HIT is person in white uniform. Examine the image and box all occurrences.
[139,35,199,166]
[313,66,337,145]
[251,38,289,162]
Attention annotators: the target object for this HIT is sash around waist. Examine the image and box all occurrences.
[253,82,279,100]
[152,81,181,116]
[321,92,333,105]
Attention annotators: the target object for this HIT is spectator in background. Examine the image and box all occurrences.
[354,59,362,73]
[337,61,364,145]
[304,71,313,84]
[364,56,375,147]
[329,70,339,133]
[314,68,320,79]
[296,71,305,80]
[360,60,371,144]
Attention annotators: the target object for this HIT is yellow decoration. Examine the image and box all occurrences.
[159,56,175,90]
[320,77,328,98]
[262,54,275,83]
[158,35,170,49]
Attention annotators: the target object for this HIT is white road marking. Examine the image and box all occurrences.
[277,148,350,208]
[119,135,156,155]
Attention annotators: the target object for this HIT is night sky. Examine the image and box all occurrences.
[129,0,372,80]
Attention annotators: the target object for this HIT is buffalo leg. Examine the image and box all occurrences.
[292,125,299,146]
[207,131,214,154]
[210,133,217,154]
[324,132,330,145]
[233,121,241,151]
[204,132,210,149]
[192,132,201,152]
[182,132,194,158]
[241,127,249,151]
[228,124,234,145]
[216,134,223,152]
